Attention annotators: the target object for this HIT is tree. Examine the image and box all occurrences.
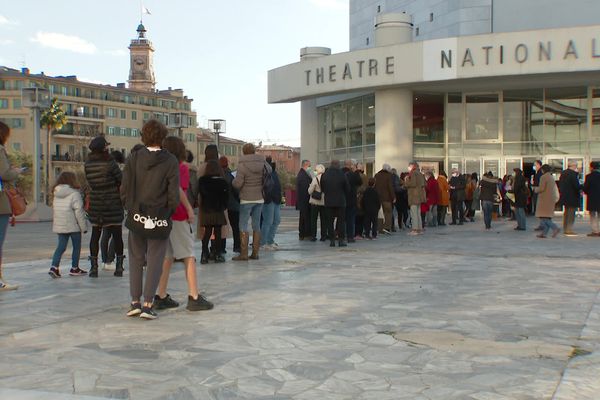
[40,98,67,204]
[7,151,33,202]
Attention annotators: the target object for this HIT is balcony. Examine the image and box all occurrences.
[53,124,101,139]
[52,154,84,163]
[65,109,104,121]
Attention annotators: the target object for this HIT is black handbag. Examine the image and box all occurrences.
[310,176,322,200]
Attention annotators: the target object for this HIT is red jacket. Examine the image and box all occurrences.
[426,176,440,207]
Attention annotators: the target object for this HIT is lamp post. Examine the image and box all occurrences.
[168,112,189,140]
[21,88,50,206]
[208,119,226,151]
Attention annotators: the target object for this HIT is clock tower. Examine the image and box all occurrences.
[128,23,156,92]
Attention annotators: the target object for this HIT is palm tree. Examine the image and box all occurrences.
[40,97,67,204]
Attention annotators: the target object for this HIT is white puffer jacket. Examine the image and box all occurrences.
[52,185,88,233]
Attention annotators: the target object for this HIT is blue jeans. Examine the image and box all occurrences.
[239,203,263,233]
[0,214,9,260]
[481,200,493,229]
[261,202,281,245]
[51,232,82,268]
[515,207,526,229]
[540,217,558,236]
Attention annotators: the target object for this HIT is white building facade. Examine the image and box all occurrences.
[269,0,600,180]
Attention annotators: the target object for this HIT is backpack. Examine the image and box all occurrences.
[262,163,275,201]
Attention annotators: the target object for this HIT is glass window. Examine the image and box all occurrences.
[120,127,126,136]
[503,89,544,142]
[107,108,116,118]
[414,93,444,143]
[120,109,126,119]
[331,103,347,149]
[544,87,587,143]
[144,112,150,121]
[12,99,21,109]
[107,126,115,135]
[347,100,363,147]
[364,95,375,145]
[466,93,499,141]
[11,118,24,129]
[447,93,461,143]
[0,99,8,108]
[12,142,21,151]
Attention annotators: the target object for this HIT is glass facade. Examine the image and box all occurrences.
[317,86,596,177]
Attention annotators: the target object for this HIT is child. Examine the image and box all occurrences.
[49,172,88,278]
[198,160,229,263]
[361,178,381,239]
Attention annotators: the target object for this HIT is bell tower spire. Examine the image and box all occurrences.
[128,22,156,91]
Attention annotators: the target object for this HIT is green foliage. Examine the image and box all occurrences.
[40,97,67,132]
[277,168,297,191]
[7,151,34,201]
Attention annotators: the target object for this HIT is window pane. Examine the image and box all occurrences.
[544,87,587,142]
[592,88,600,138]
[414,93,444,143]
[466,93,498,141]
[364,95,375,145]
[348,100,362,147]
[331,103,346,149]
[503,89,543,142]
[447,93,461,142]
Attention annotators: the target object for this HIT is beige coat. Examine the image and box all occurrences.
[0,145,19,215]
[535,172,559,218]
[405,170,426,206]
[308,174,325,206]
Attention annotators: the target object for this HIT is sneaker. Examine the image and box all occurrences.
[103,262,115,271]
[382,229,391,235]
[564,231,578,237]
[153,294,179,310]
[140,306,158,320]
[48,267,61,279]
[0,281,18,291]
[126,302,142,317]
[215,254,225,263]
[69,267,88,276]
[187,294,214,311]
[271,242,279,249]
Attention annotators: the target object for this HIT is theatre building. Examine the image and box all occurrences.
[268,0,600,180]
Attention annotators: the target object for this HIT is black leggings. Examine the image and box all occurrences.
[202,225,222,254]
[90,225,123,258]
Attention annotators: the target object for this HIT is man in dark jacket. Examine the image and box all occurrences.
[343,159,363,242]
[584,161,600,237]
[559,161,582,236]
[296,160,312,240]
[361,178,381,239]
[511,168,529,231]
[220,156,240,253]
[261,156,282,249]
[321,160,350,247]
[374,164,395,234]
[448,169,466,225]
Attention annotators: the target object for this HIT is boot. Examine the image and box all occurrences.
[88,256,99,278]
[338,238,347,247]
[232,232,249,261]
[114,255,125,277]
[250,232,261,260]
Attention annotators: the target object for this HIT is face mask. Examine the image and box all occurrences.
[452,173,458,177]
[533,166,537,171]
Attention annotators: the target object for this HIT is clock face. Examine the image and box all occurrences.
[133,56,145,70]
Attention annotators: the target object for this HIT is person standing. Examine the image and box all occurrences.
[232,143,271,261]
[321,160,350,247]
[121,119,180,319]
[101,150,125,271]
[48,172,88,278]
[343,159,362,242]
[424,171,439,227]
[512,168,529,231]
[0,121,22,290]
[155,136,214,312]
[84,136,125,278]
[220,156,240,253]
[374,164,395,234]
[355,163,368,238]
[584,161,600,237]
[296,160,312,240]
[559,161,582,236]
[198,160,229,263]
[532,160,543,222]
[261,156,282,250]
[405,162,426,235]
[479,171,498,230]
[534,164,560,238]
[308,164,329,241]
[448,169,466,225]
[361,178,380,240]
[437,171,450,226]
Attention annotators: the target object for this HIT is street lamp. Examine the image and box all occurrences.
[208,119,226,150]
[21,87,50,206]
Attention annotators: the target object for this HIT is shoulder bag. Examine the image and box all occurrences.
[311,177,322,200]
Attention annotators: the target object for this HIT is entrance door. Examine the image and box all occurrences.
[465,159,480,176]
[505,158,522,177]
[483,159,500,178]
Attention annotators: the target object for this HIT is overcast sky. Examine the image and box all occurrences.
[0,0,349,146]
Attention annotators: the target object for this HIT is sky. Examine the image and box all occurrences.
[0,0,349,147]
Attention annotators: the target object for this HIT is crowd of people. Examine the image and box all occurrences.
[0,118,599,316]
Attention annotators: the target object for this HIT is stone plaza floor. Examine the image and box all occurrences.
[1,214,599,399]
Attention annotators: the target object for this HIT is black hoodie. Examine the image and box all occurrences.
[121,147,179,215]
